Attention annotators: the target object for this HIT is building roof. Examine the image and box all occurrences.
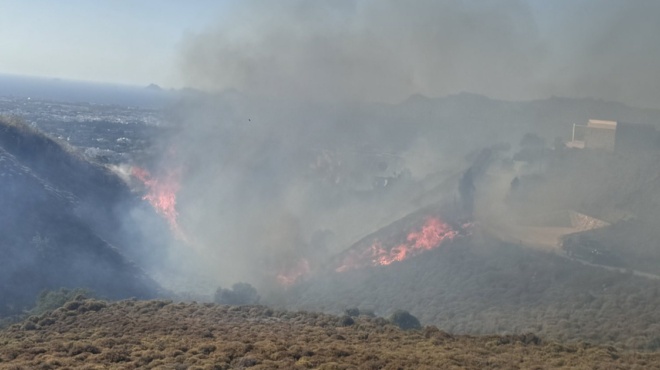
[588,119,617,130]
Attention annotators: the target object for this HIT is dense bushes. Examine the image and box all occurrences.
[0,288,95,329]
[2,300,658,368]
[30,288,94,316]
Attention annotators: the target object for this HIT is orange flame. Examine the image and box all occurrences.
[131,166,186,240]
[336,217,461,272]
[277,258,311,287]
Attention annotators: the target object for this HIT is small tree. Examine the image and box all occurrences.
[30,288,93,316]
[214,283,260,305]
[389,309,421,330]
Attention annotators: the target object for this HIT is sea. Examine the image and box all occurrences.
[0,73,174,108]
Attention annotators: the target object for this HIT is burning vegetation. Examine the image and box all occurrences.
[335,213,469,273]
[276,258,311,287]
[271,209,470,287]
[131,166,187,241]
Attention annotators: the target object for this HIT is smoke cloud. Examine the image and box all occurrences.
[523,0,660,111]
[157,94,446,292]
[179,0,660,109]
[145,0,660,296]
[180,0,543,103]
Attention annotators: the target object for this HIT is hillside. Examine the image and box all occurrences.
[268,122,660,351]
[283,235,660,351]
[503,145,660,275]
[1,299,658,369]
[4,91,660,365]
[0,116,159,316]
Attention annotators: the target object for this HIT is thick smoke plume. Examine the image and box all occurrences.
[142,0,660,295]
[538,0,660,110]
[180,0,543,104]
[180,0,660,109]
[155,94,448,292]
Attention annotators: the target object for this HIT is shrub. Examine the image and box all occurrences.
[339,315,355,326]
[30,288,94,316]
[214,283,260,305]
[389,310,421,330]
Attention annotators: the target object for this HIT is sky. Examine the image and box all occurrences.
[0,0,232,87]
[1,1,659,109]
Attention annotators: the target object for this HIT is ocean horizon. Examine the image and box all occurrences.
[0,73,173,107]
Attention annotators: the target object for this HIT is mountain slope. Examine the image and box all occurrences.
[284,234,660,350]
[0,116,159,316]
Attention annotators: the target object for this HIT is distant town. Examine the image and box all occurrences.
[0,95,165,164]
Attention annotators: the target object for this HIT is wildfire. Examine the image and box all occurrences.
[131,166,186,240]
[276,258,310,287]
[336,217,462,272]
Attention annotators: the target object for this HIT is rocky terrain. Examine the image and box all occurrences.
[1,299,658,369]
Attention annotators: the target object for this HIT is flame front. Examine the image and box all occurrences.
[336,217,462,272]
[277,258,311,287]
[131,166,186,240]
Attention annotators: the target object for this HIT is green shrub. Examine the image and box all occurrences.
[339,315,355,326]
[389,310,421,330]
[30,288,94,316]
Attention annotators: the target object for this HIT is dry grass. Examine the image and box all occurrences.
[0,299,658,369]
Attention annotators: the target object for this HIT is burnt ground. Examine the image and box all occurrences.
[1,299,659,369]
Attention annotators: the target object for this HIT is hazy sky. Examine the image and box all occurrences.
[0,0,232,86]
[1,1,659,109]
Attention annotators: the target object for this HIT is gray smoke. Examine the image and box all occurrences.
[179,0,660,110]
[179,0,543,103]
[535,0,660,110]
[148,0,660,296]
